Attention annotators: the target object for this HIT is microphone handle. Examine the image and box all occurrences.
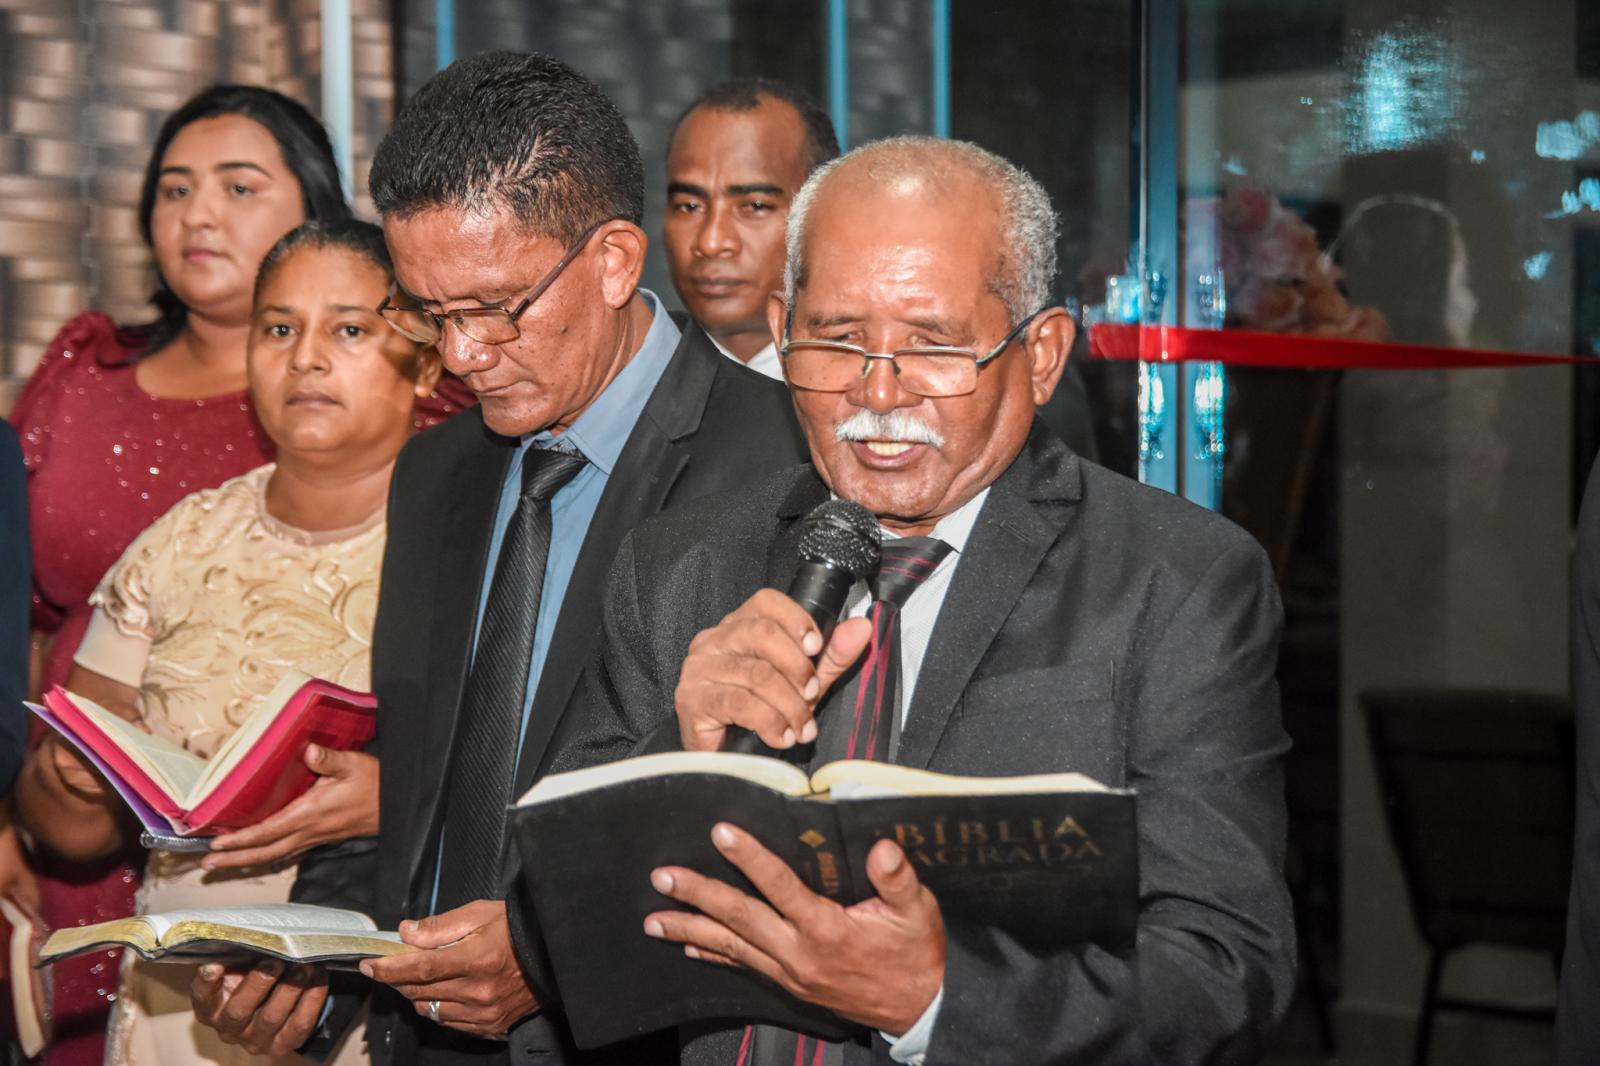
[722,564,855,756]
[785,562,855,646]
[721,726,788,756]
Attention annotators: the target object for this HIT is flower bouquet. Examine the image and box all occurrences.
[1189,187,1390,341]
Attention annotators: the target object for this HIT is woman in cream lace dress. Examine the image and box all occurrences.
[14,218,441,1064]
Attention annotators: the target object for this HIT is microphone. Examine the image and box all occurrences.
[787,498,882,646]
[722,499,881,755]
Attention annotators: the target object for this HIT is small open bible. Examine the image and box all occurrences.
[26,671,377,838]
[40,904,408,968]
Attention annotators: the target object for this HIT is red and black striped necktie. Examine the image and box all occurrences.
[842,536,955,763]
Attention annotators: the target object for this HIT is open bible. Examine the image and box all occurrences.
[26,671,377,838]
[40,904,408,968]
[511,752,1138,1047]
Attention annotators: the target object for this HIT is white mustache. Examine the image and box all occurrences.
[833,409,944,448]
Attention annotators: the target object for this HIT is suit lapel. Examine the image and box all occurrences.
[766,470,830,589]
[513,324,717,789]
[895,427,1081,769]
[408,421,516,880]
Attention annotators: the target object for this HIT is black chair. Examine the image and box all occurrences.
[1362,688,1574,1066]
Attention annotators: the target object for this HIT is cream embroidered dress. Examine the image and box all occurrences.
[73,465,382,1065]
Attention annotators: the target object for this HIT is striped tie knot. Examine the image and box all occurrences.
[871,536,954,609]
[521,446,588,500]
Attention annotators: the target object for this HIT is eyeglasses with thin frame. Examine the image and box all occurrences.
[779,304,1044,398]
[378,220,607,346]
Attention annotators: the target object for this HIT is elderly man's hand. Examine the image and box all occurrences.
[204,747,379,870]
[645,823,945,1035]
[191,959,328,1057]
[360,900,538,1038]
[673,589,873,752]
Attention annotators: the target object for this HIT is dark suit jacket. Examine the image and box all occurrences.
[1036,360,1099,465]
[0,421,28,791]
[1559,455,1600,1062]
[294,321,806,1066]
[558,423,1295,1065]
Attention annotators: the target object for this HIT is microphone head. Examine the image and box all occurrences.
[796,498,881,579]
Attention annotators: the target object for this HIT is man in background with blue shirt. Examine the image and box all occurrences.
[190,50,804,1066]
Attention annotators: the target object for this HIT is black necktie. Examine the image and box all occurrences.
[746,536,954,1066]
[434,446,588,909]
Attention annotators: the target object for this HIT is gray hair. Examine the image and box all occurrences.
[783,135,1059,320]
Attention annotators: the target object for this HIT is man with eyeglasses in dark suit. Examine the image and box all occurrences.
[552,135,1295,1065]
[188,50,804,1066]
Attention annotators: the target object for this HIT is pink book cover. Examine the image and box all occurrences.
[24,698,173,834]
[36,689,185,824]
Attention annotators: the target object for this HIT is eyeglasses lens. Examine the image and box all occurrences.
[784,343,978,398]
[382,307,523,346]
[382,308,441,344]
[451,312,519,345]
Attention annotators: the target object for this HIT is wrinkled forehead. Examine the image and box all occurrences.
[795,180,1007,317]
[673,99,810,173]
[382,205,560,303]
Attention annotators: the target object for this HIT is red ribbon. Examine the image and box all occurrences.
[1087,323,1590,370]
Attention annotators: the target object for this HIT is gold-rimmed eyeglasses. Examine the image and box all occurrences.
[779,304,1044,398]
[378,220,607,346]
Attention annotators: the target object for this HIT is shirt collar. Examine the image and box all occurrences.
[746,342,782,379]
[708,332,778,365]
[528,289,680,473]
[828,486,990,555]
[880,487,989,555]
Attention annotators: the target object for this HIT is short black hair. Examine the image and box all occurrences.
[670,78,841,173]
[370,51,644,241]
[136,85,350,354]
[254,218,393,302]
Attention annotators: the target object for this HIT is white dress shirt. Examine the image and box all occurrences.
[709,333,784,381]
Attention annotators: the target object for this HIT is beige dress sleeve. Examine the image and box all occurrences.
[73,501,185,689]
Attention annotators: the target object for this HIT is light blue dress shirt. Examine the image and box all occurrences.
[470,290,679,757]
[428,291,680,911]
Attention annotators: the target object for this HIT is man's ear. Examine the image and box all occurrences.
[766,292,789,353]
[412,343,444,397]
[1026,307,1075,407]
[595,221,649,309]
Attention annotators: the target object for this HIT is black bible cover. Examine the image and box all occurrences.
[510,753,1137,1049]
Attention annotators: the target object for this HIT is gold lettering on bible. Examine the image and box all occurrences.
[893,815,1103,868]
[816,851,841,894]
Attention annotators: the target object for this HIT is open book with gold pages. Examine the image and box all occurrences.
[25,670,376,839]
[40,904,409,969]
[510,752,1138,1048]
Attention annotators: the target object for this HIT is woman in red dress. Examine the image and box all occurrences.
[7,85,466,1066]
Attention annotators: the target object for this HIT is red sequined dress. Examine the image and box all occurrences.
[10,311,470,1064]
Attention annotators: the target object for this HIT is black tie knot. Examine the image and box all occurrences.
[521,447,588,501]
[872,536,953,609]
